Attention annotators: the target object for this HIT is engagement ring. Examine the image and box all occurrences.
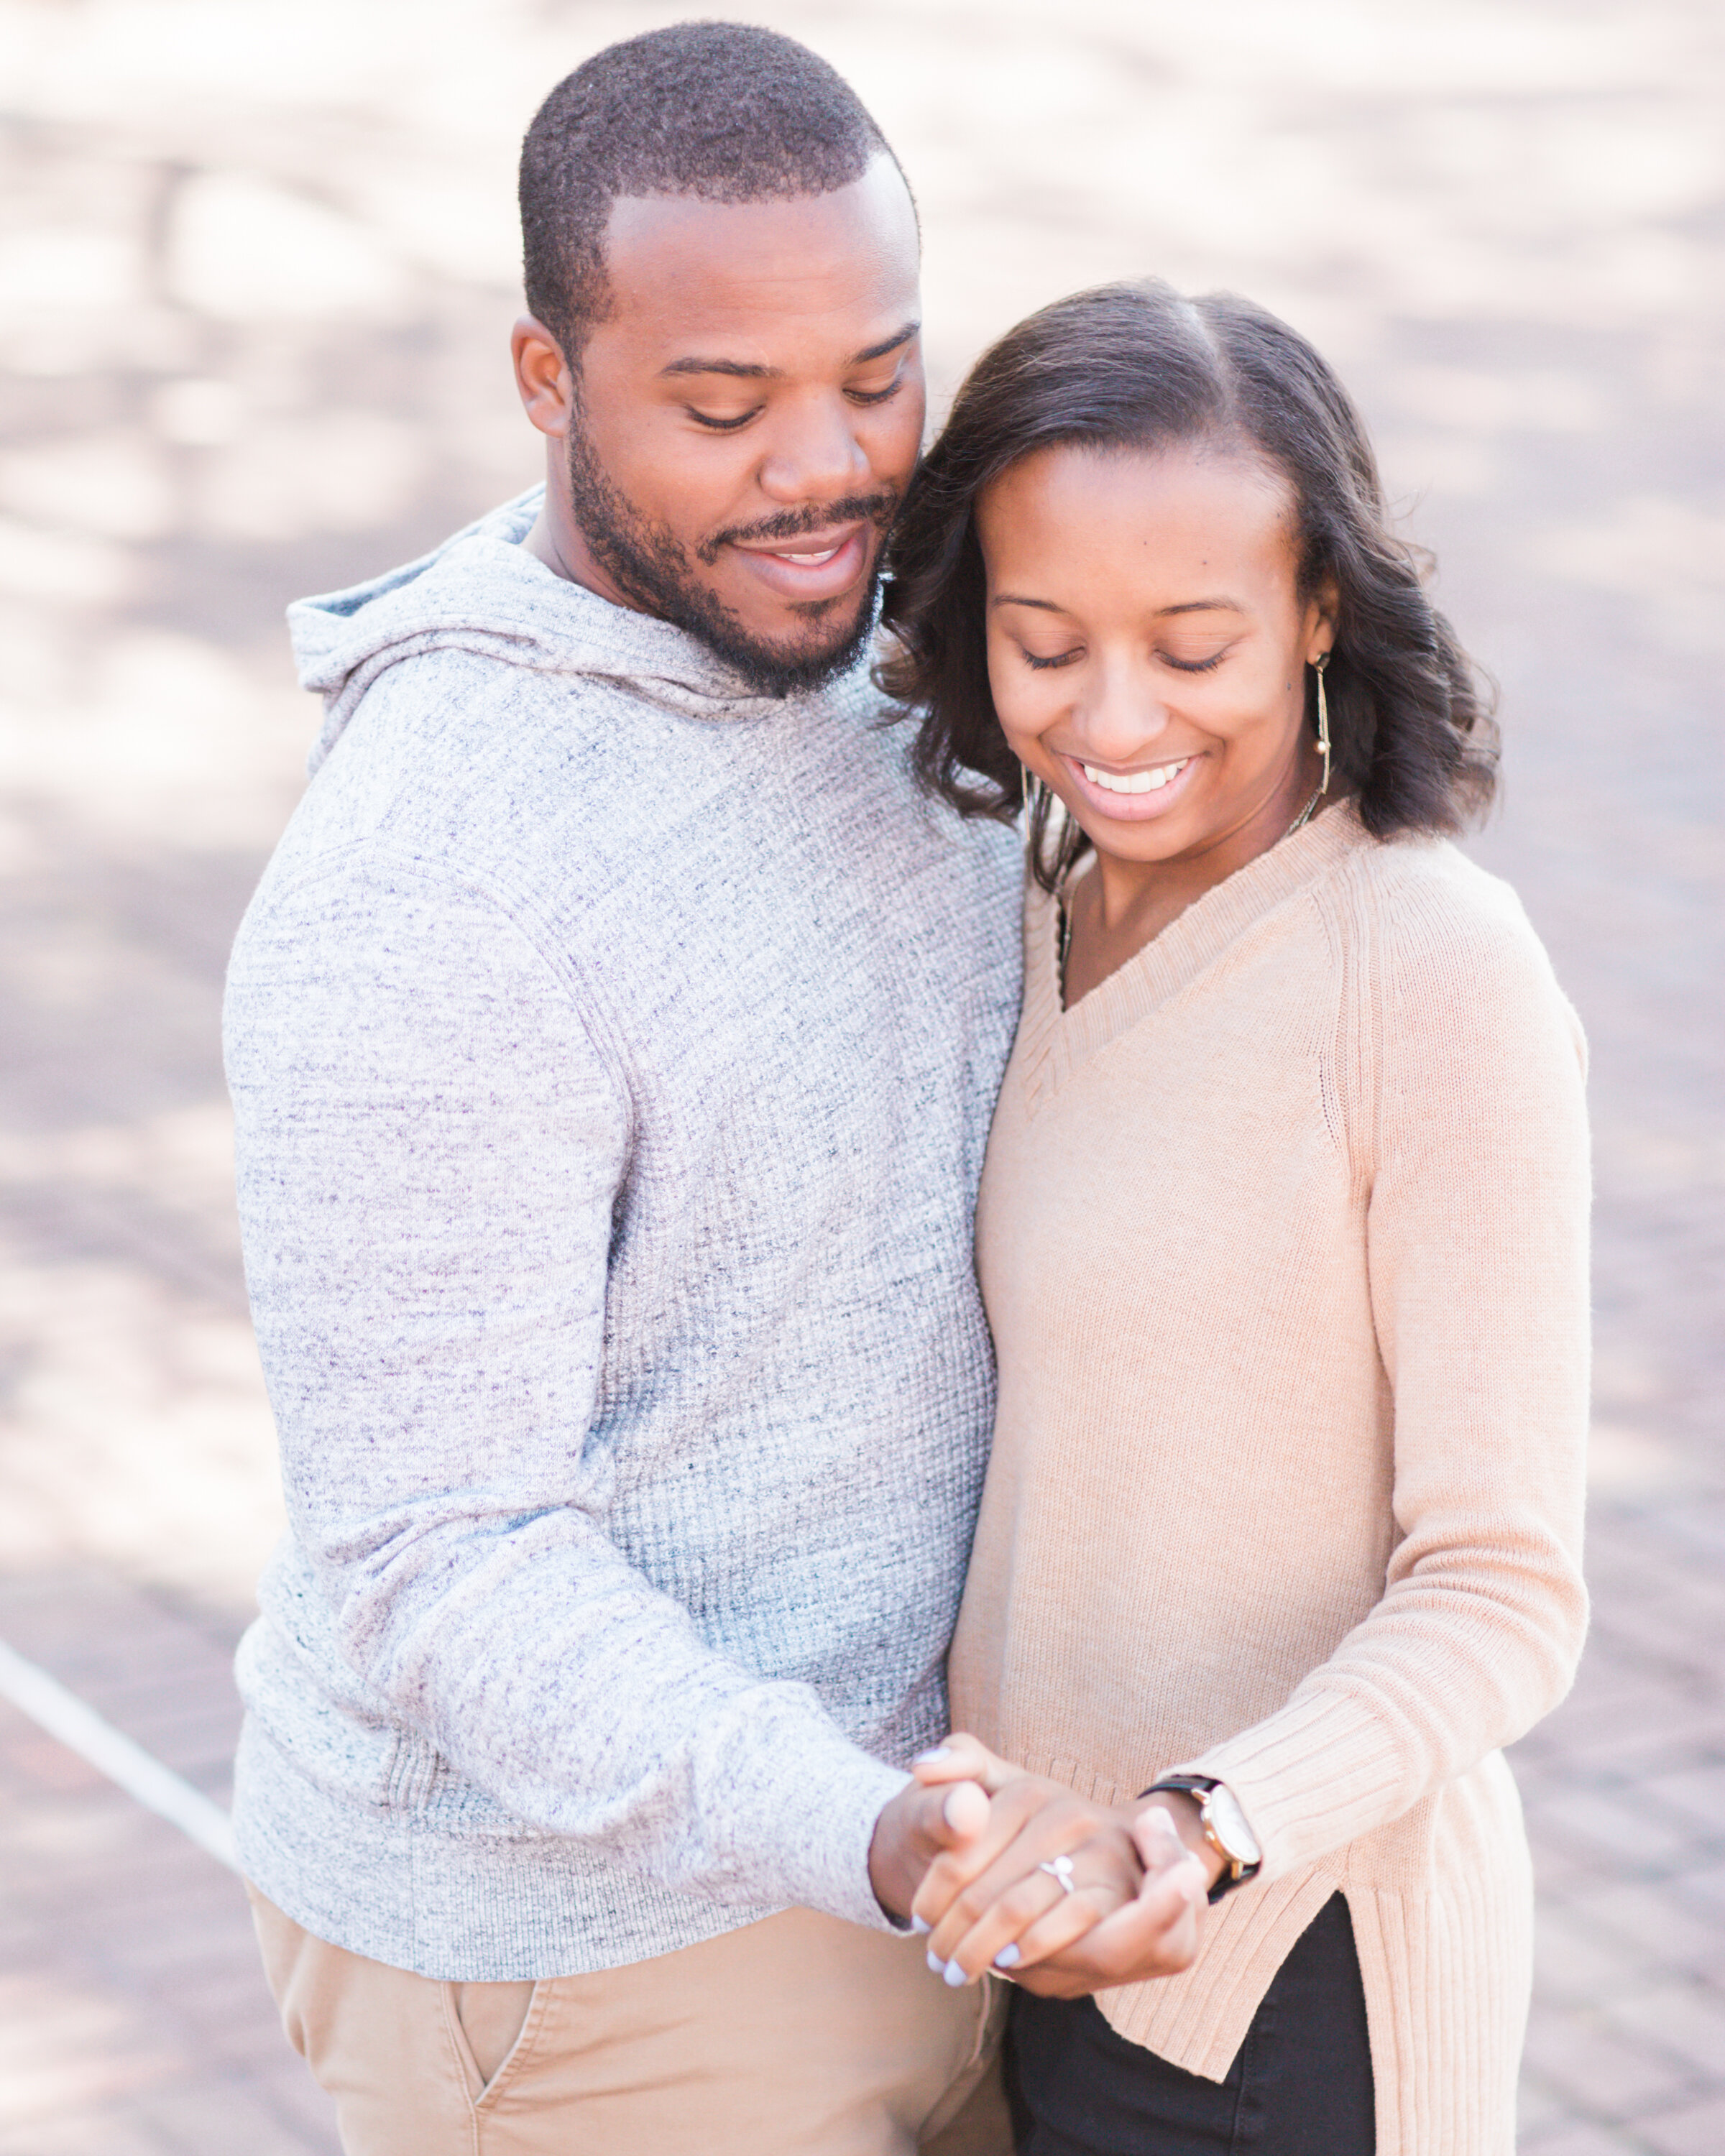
[1038,1855,1077,1895]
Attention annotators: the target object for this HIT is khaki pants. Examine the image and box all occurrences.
[249,1888,1011,2156]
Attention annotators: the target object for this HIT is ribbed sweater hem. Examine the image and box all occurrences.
[232,1718,907,1981]
[1095,1864,1341,2080]
[1089,1754,1532,2155]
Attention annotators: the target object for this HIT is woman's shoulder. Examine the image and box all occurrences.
[1330,829,1583,1060]
[1336,827,1544,969]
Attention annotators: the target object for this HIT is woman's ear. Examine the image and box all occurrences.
[1306,579,1340,665]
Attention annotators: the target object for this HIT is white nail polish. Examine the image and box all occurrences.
[994,1943,1021,1969]
[914,1747,954,1766]
[926,1949,946,1976]
[944,1959,968,1986]
[911,1915,932,1935]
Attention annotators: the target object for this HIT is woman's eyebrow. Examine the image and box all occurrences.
[990,594,1246,615]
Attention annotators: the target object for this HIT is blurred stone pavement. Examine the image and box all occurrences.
[0,1,1719,2149]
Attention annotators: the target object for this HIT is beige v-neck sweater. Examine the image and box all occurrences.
[949,804,1591,2156]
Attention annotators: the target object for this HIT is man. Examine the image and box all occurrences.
[225,22,1021,2155]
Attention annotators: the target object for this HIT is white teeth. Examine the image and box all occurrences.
[779,545,841,565]
[1082,758,1189,795]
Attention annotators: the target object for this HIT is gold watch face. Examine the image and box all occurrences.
[1206,1784,1261,1869]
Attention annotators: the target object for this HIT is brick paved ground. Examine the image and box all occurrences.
[0,1572,335,2155]
[0,1,1719,2149]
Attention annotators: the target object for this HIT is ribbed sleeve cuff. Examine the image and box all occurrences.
[1178,1687,1409,1881]
[708,1689,916,1932]
[753,1741,914,1932]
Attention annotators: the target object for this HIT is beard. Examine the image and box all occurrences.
[563,425,897,699]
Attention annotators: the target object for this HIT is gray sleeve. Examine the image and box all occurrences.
[225,855,908,1925]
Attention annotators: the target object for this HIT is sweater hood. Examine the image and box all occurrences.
[288,486,812,773]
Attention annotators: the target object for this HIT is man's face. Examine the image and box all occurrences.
[523,157,925,694]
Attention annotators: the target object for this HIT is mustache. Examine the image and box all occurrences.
[699,491,900,566]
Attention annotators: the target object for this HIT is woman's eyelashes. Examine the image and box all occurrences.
[1017,645,1230,674]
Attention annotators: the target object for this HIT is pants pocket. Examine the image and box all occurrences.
[443,1977,540,2098]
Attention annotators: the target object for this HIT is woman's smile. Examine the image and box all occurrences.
[1062,750,1199,818]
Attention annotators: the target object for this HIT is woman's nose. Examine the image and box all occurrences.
[1075,668,1172,762]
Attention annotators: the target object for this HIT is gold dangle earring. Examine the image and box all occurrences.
[1312,653,1333,797]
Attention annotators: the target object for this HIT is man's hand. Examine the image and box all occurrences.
[908,1734,1215,1996]
[868,1773,991,1925]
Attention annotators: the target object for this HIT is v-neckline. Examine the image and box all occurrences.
[1018,803,1369,1112]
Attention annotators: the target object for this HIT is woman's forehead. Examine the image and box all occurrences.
[978,441,1300,596]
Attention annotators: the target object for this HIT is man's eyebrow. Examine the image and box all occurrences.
[658,321,921,382]
[852,320,920,364]
[659,354,778,380]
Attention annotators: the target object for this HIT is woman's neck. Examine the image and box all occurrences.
[1062,744,1323,1007]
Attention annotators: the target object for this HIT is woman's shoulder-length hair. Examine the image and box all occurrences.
[878,279,1496,888]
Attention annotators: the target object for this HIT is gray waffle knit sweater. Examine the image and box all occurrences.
[224,489,1022,1980]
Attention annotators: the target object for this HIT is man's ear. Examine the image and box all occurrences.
[512,318,574,439]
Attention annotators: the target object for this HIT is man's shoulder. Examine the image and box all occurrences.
[262,658,1024,967]
[239,673,622,968]
[292,646,664,838]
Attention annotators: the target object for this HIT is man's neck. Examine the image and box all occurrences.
[523,484,643,614]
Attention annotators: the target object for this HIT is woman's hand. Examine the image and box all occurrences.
[910,1734,1213,1995]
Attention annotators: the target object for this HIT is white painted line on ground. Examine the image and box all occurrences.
[0,1635,241,1874]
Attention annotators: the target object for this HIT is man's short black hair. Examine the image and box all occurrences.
[520,21,907,361]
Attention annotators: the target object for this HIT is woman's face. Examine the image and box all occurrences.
[975,440,1335,872]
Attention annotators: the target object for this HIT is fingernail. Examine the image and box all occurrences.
[926,1949,946,1976]
[1144,1809,1181,1843]
[994,1943,1021,1969]
[944,1959,969,1986]
[911,1915,932,1935]
[914,1747,954,1766]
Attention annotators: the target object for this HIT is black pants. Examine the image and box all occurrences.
[1007,1894,1375,2156]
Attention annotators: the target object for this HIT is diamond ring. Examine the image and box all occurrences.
[1037,1855,1077,1895]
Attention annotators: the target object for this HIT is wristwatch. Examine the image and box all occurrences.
[1141,1774,1262,1903]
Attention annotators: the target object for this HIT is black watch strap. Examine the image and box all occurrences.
[1138,1776,1256,1904]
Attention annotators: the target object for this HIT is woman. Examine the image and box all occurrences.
[885,282,1590,2155]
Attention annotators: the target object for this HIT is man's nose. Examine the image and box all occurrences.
[755,392,872,505]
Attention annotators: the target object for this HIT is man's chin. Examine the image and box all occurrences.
[689,584,879,699]
[559,438,883,697]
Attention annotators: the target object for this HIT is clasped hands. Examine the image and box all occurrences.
[868,1733,1219,1999]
